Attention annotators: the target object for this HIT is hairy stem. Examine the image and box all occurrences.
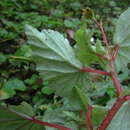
[80,67,111,76]
[111,44,120,61]
[94,19,109,46]
[95,53,108,60]
[109,47,123,96]
[30,117,72,130]
[86,105,93,130]
[97,96,130,130]
[110,72,123,96]
[93,17,124,130]
[9,107,72,130]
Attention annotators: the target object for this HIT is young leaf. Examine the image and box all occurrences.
[74,26,100,65]
[95,39,106,55]
[107,101,130,130]
[25,25,88,97]
[114,8,130,71]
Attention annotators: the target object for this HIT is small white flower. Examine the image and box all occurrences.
[91,37,94,42]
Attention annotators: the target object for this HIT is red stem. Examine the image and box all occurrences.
[30,117,72,130]
[9,108,71,130]
[97,96,130,130]
[94,19,108,46]
[7,107,72,130]
[124,95,130,101]
[111,44,120,61]
[86,105,94,130]
[110,73,123,97]
[93,17,125,130]
[108,45,123,96]
[95,53,108,60]
[80,67,111,76]
[79,109,83,118]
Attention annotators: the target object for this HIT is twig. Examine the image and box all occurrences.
[80,67,111,76]
[94,19,109,47]
[91,16,123,130]
[31,117,72,130]
[86,105,93,130]
[111,44,120,61]
[110,72,123,97]
[95,53,108,60]
[8,107,72,130]
[108,47,123,96]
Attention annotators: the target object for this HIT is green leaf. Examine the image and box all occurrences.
[4,78,26,91]
[114,8,130,71]
[95,39,106,55]
[24,74,38,85]
[92,105,108,126]
[25,25,88,97]
[15,44,32,58]
[0,88,15,100]
[107,101,130,130]
[0,53,7,64]
[64,86,90,111]
[74,26,99,65]
[42,87,54,95]
[43,108,79,130]
[11,102,35,116]
[64,18,81,29]
[75,86,91,109]
[0,102,44,130]
[63,111,83,122]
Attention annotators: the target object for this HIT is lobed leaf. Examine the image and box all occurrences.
[74,26,100,65]
[25,25,88,97]
[114,8,130,71]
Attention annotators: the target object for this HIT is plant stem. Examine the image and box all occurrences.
[9,107,72,130]
[124,95,130,101]
[108,48,123,96]
[93,17,125,130]
[30,117,72,130]
[10,56,31,61]
[93,17,123,96]
[94,19,109,47]
[110,72,123,96]
[111,44,119,61]
[97,96,130,130]
[80,67,111,76]
[95,53,108,60]
[86,105,93,130]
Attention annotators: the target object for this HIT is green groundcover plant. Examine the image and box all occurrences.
[1,7,130,130]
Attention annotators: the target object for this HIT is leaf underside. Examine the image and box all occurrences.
[25,25,88,96]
